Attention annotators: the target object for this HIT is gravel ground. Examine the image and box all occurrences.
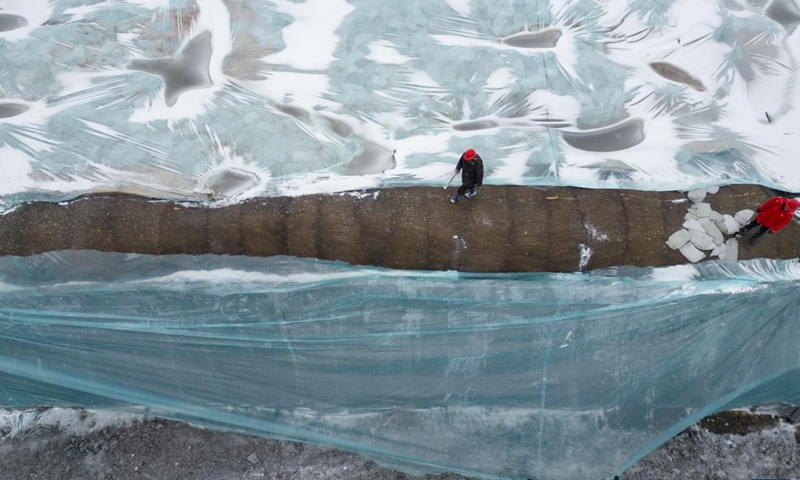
[621,410,800,480]
[0,409,468,480]
[0,408,798,480]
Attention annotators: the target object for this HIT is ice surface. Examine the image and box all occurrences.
[2,251,800,479]
[649,62,706,92]
[128,31,215,108]
[765,0,800,34]
[502,29,563,48]
[0,14,27,33]
[202,167,260,198]
[0,102,29,119]
[1,0,800,207]
[560,118,646,153]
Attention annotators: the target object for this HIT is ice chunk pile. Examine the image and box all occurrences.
[666,187,757,263]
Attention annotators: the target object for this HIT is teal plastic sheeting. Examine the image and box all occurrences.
[1,251,799,479]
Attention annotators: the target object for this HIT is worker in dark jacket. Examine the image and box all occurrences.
[450,148,484,203]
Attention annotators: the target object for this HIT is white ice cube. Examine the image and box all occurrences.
[683,218,704,232]
[687,189,707,203]
[735,209,755,227]
[680,243,706,263]
[701,220,725,245]
[692,203,713,218]
[717,215,739,234]
[724,238,739,261]
[690,229,716,250]
[666,229,691,250]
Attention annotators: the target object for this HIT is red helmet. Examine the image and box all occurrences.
[464,148,476,161]
[787,198,799,212]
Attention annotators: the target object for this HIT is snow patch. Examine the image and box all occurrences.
[650,264,700,282]
[443,0,471,16]
[584,222,609,241]
[578,243,592,270]
[126,0,171,9]
[262,0,355,70]
[0,0,53,42]
[366,41,412,65]
[0,408,140,439]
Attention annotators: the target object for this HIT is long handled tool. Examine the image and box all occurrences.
[443,171,457,189]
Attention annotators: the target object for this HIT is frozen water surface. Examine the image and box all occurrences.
[203,167,260,198]
[0,14,27,33]
[649,62,706,92]
[561,118,646,152]
[0,0,797,204]
[128,31,215,108]
[453,119,500,131]
[502,29,563,48]
[765,0,800,33]
[0,102,29,119]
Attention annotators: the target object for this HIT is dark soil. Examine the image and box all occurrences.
[700,410,781,435]
[0,185,794,272]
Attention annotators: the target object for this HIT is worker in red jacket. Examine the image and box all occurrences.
[735,196,799,245]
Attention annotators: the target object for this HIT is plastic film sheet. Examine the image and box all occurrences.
[1,251,800,479]
[1,0,800,209]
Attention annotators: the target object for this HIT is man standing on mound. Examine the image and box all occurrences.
[735,196,799,245]
[450,148,484,204]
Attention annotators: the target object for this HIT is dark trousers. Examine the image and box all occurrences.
[457,184,475,196]
[742,221,769,244]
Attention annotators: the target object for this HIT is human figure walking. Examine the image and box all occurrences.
[449,148,484,204]
[735,196,799,245]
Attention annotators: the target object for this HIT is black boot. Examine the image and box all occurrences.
[748,226,768,245]
[737,220,758,239]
